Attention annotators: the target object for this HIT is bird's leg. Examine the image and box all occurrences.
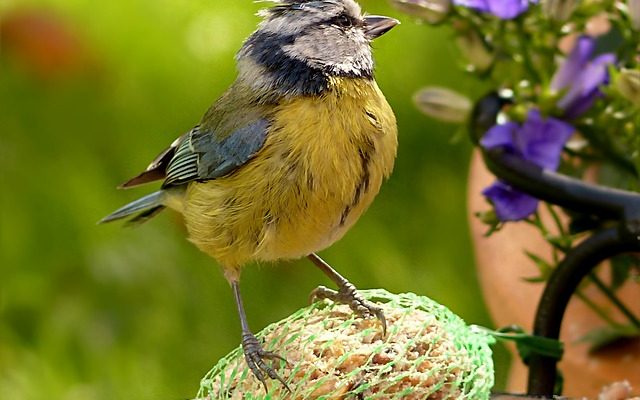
[231,280,291,393]
[307,253,387,336]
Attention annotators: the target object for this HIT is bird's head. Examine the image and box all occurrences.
[236,0,399,97]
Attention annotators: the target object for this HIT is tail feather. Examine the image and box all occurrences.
[124,205,165,227]
[100,191,165,224]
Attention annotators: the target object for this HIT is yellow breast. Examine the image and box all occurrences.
[182,77,397,269]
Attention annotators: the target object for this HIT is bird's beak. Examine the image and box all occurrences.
[363,15,400,39]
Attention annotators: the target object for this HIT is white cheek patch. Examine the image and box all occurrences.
[281,33,326,65]
[281,30,373,76]
[331,34,372,76]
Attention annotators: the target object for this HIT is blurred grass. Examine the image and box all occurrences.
[0,0,508,399]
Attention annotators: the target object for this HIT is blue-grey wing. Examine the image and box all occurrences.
[162,119,269,187]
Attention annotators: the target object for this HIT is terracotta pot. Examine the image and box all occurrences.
[467,151,640,398]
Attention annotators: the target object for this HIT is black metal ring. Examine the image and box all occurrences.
[479,147,640,396]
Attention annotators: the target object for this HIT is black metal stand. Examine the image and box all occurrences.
[480,148,640,396]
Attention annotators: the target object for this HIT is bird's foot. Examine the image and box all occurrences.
[309,283,387,337]
[241,331,291,393]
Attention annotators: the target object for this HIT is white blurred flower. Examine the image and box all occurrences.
[388,0,451,24]
[541,0,576,21]
[413,87,472,123]
[615,68,640,107]
[456,30,494,72]
[598,380,635,400]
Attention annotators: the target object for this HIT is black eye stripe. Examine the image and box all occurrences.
[325,13,360,28]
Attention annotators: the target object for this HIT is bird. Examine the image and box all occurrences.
[101,0,398,390]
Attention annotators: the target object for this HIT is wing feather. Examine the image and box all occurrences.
[163,135,200,186]
[162,119,269,188]
[119,133,187,188]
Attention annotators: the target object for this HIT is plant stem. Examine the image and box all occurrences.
[545,203,566,237]
[532,206,638,329]
[587,272,640,329]
[515,19,541,82]
[532,212,548,236]
[575,291,621,328]
[578,124,639,179]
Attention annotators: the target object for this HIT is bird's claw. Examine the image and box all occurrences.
[241,332,291,393]
[309,284,387,337]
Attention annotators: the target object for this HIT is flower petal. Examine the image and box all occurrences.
[551,36,595,92]
[454,0,534,19]
[519,110,574,170]
[483,181,539,221]
[551,36,616,118]
[487,0,531,19]
[582,53,616,89]
[480,122,520,153]
[559,53,615,118]
[453,0,489,12]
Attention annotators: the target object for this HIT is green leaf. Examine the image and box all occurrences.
[579,324,640,353]
[545,235,572,252]
[481,326,564,364]
[610,254,639,291]
[522,276,547,283]
[474,210,502,236]
[523,251,554,282]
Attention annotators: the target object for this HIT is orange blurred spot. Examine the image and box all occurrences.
[1,9,99,80]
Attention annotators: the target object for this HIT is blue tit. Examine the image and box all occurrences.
[102,0,398,389]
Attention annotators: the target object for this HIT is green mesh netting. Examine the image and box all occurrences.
[197,289,495,399]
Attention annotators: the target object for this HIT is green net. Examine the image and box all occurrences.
[197,289,495,399]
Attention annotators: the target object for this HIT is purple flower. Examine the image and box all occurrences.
[551,36,616,118]
[481,109,575,221]
[482,182,540,221]
[453,0,535,19]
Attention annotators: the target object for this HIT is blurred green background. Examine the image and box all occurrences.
[0,0,507,398]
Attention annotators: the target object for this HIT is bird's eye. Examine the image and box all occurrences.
[335,15,352,27]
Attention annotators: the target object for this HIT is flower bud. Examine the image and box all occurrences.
[388,0,451,24]
[413,86,472,123]
[475,210,501,234]
[629,0,640,30]
[541,0,576,22]
[614,68,640,106]
[456,30,494,72]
